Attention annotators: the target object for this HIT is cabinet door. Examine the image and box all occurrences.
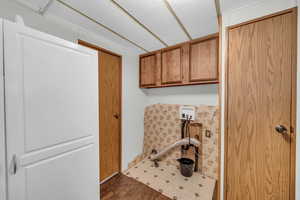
[140,54,156,87]
[190,38,218,82]
[162,47,182,84]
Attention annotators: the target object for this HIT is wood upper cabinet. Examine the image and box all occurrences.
[190,37,218,82]
[161,47,182,84]
[139,34,219,88]
[140,54,156,87]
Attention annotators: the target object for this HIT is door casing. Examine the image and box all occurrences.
[224,7,297,200]
[78,40,122,182]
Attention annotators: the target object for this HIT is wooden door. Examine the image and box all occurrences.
[99,51,121,182]
[140,54,156,87]
[226,10,296,200]
[4,20,99,200]
[190,38,218,82]
[161,47,182,84]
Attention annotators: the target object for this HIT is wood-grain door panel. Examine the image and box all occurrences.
[190,38,218,82]
[99,51,121,182]
[140,54,156,87]
[226,12,293,200]
[161,47,182,84]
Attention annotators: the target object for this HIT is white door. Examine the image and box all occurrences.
[0,18,7,200]
[3,20,99,200]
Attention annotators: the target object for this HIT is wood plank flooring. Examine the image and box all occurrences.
[101,174,171,200]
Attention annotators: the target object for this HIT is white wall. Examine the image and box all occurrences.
[0,0,147,172]
[144,85,219,106]
[220,0,298,200]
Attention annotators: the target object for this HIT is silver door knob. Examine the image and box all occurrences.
[275,125,288,134]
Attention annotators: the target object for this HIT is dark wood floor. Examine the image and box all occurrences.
[101,174,171,200]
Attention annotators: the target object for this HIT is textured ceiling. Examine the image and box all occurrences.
[114,0,189,46]
[17,0,220,53]
[167,0,218,39]
[220,0,264,12]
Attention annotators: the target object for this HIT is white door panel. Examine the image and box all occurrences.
[3,20,99,200]
[22,35,96,152]
[25,145,97,200]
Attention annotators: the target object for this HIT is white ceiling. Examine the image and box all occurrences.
[167,0,218,39]
[17,0,220,53]
[220,0,247,12]
[114,0,189,45]
[220,0,265,12]
[16,0,51,12]
[47,1,141,51]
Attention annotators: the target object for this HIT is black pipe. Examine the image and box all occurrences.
[194,146,199,172]
[181,120,187,153]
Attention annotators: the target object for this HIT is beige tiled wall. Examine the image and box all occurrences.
[129,104,219,180]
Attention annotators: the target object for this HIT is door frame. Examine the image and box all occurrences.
[224,7,297,200]
[77,40,123,178]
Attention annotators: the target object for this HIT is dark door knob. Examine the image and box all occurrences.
[275,125,288,134]
[113,113,120,119]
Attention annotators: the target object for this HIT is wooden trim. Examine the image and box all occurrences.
[223,26,229,200]
[290,7,297,200]
[100,172,119,184]
[140,33,219,58]
[118,53,123,173]
[156,51,162,86]
[110,0,168,47]
[77,40,123,177]
[139,52,157,59]
[78,40,122,58]
[216,15,222,200]
[224,8,297,200]
[189,33,219,44]
[141,80,219,89]
[162,0,192,40]
[228,7,295,30]
[56,0,148,52]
